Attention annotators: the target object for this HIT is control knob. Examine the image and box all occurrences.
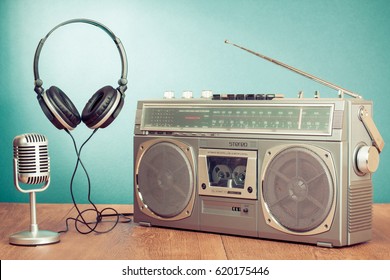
[182,91,193,99]
[201,90,213,99]
[355,145,379,174]
[163,91,175,99]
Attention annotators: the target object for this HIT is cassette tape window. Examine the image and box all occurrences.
[207,156,248,189]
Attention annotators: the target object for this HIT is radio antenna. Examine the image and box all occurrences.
[225,40,362,99]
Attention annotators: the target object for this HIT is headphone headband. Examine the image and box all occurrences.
[33,18,128,95]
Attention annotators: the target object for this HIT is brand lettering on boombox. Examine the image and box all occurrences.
[229,141,248,148]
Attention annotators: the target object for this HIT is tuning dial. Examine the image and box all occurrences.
[355,145,380,174]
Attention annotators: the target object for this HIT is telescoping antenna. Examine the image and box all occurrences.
[225,40,362,99]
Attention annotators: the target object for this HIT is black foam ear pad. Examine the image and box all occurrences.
[82,85,124,129]
[43,86,81,130]
[37,93,65,130]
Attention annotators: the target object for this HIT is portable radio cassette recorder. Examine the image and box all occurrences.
[133,41,384,247]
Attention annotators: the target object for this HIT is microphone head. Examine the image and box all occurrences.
[13,133,50,185]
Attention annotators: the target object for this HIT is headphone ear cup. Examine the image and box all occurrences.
[82,85,124,129]
[37,91,66,130]
[43,86,81,130]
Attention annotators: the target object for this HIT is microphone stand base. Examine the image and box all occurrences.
[9,230,60,246]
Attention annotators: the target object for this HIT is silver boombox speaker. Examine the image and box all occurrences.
[133,41,385,247]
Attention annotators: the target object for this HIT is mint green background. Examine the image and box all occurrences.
[0,0,389,204]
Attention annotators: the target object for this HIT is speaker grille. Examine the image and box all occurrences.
[348,182,372,233]
[263,147,334,232]
[137,142,194,218]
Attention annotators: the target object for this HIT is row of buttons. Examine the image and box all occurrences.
[212,93,283,100]
[163,90,213,99]
[163,90,284,100]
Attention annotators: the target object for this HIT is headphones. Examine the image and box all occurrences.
[33,18,128,130]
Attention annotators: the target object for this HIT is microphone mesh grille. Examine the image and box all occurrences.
[13,133,50,184]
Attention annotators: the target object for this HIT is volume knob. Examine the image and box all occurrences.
[356,145,379,174]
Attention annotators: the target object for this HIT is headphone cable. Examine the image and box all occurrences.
[58,129,132,235]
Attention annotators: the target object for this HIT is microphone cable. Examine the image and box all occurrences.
[58,128,132,235]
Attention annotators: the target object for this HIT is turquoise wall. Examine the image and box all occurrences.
[0,0,389,204]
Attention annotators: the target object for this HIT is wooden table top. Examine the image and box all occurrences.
[1,203,389,260]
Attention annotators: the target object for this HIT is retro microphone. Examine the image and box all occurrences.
[10,133,60,245]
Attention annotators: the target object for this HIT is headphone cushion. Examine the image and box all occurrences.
[38,94,65,130]
[82,85,122,128]
[46,86,81,129]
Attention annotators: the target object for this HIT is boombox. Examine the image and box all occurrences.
[133,42,384,247]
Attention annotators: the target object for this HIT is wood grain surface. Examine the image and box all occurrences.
[1,203,389,260]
